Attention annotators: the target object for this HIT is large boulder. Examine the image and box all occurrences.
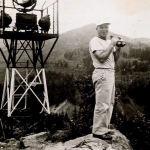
[20,129,133,150]
[20,132,48,148]
[63,130,133,150]
[0,138,21,150]
[0,130,133,150]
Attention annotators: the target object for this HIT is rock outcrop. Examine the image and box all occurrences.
[0,138,21,150]
[20,132,48,148]
[0,129,133,150]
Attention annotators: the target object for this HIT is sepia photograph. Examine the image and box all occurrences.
[0,0,150,149]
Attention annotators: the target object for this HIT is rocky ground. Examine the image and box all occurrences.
[0,129,133,150]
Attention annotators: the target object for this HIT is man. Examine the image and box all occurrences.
[89,19,122,140]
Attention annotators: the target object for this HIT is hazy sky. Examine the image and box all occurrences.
[58,0,150,38]
[3,0,150,38]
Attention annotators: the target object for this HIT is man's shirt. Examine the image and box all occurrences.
[89,36,116,70]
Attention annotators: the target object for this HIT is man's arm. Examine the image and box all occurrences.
[114,47,121,62]
[93,44,114,63]
[93,36,119,63]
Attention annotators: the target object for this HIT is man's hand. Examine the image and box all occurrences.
[119,37,124,41]
[110,36,120,47]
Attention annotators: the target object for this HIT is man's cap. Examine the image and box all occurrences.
[96,18,111,27]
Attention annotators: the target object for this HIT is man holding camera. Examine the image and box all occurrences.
[89,19,125,140]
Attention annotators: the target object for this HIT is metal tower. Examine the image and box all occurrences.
[0,0,59,117]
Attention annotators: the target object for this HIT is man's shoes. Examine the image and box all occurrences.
[93,133,112,140]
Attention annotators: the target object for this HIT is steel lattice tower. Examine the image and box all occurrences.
[0,0,59,117]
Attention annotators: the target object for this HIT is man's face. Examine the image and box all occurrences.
[96,24,109,38]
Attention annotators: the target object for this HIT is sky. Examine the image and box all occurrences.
[2,0,150,38]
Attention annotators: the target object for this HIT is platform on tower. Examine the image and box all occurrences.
[0,31,58,40]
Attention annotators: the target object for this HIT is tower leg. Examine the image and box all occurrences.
[6,68,10,107]
[1,71,7,109]
[8,68,15,117]
[6,68,10,108]
[24,68,28,109]
[12,71,15,109]
[42,68,50,114]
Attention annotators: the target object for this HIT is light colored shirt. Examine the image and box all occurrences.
[89,36,116,70]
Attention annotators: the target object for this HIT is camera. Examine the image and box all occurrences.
[110,35,126,47]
